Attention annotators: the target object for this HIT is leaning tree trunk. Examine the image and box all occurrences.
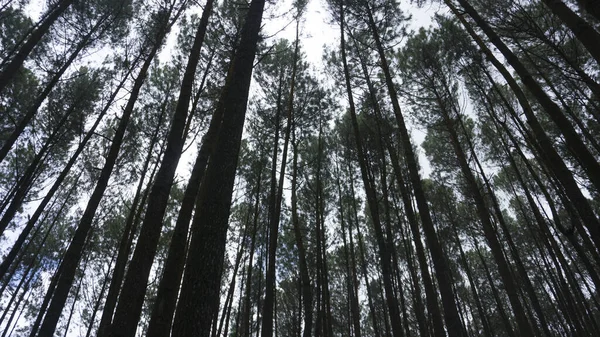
[0,59,135,280]
[35,8,175,334]
[434,89,533,336]
[540,0,600,66]
[170,1,265,336]
[96,95,168,337]
[450,0,600,204]
[448,1,600,253]
[0,0,74,93]
[107,3,213,336]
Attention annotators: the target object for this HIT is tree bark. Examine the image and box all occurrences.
[108,3,214,336]
[171,1,265,335]
[35,8,175,334]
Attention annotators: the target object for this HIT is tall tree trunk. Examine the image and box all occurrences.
[363,2,464,335]
[450,0,600,199]
[0,10,115,164]
[84,254,115,337]
[171,1,265,335]
[108,3,214,335]
[354,38,443,336]
[335,162,361,337]
[0,91,92,236]
[242,164,263,337]
[291,136,313,337]
[145,96,222,337]
[35,7,176,334]
[473,240,515,337]
[261,18,300,337]
[338,3,404,336]
[96,93,169,337]
[0,60,134,280]
[0,0,74,93]
[434,89,533,336]
[449,1,600,253]
[540,0,600,66]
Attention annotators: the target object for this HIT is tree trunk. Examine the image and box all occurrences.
[450,1,600,253]
[171,1,265,335]
[96,93,169,337]
[363,2,464,335]
[434,88,533,336]
[291,136,313,337]
[35,8,175,334]
[261,18,300,337]
[451,0,600,199]
[0,60,134,280]
[0,10,115,164]
[541,0,600,66]
[0,0,74,93]
[339,3,404,336]
[108,3,213,336]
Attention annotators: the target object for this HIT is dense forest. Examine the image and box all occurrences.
[0,0,599,336]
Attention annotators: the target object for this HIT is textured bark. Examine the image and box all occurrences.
[171,1,265,335]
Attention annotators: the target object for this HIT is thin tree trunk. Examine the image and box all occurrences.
[0,63,135,280]
[450,1,600,252]
[85,254,115,337]
[291,135,312,337]
[35,8,176,334]
[0,10,114,164]
[451,0,600,199]
[363,2,463,335]
[261,17,300,337]
[96,94,169,337]
[338,3,404,336]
